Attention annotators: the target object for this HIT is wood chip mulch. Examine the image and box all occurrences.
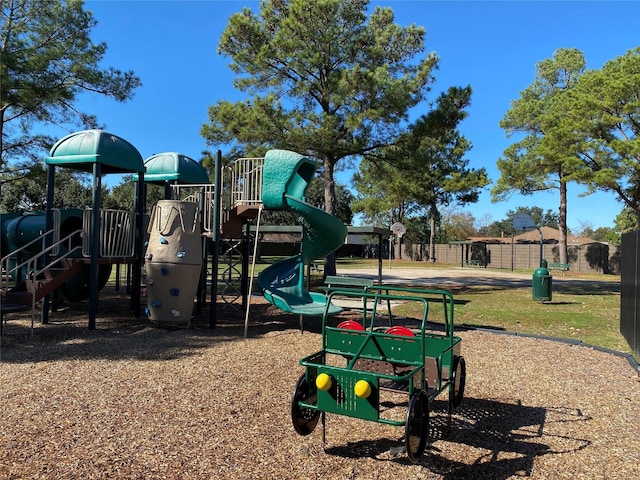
[1,291,639,479]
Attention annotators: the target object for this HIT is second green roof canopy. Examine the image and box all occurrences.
[138,152,210,184]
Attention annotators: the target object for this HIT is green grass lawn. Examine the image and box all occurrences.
[334,259,630,355]
[386,284,627,353]
[451,284,625,352]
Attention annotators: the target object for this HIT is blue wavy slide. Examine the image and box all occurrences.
[257,150,347,315]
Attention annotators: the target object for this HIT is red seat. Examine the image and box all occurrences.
[386,326,414,336]
[337,320,365,331]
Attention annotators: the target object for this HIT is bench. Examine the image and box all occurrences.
[323,275,374,291]
[549,263,570,275]
[463,259,484,267]
[319,276,377,315]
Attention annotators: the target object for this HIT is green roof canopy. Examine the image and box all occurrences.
[46,130,145,174]
[137,152,210,184]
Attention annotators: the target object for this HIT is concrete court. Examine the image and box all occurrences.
[335,265,620,290]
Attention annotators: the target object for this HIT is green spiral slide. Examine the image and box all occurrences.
[258,150,348,315]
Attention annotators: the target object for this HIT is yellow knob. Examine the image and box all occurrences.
[316,373,332,391]
[354,380,372,398]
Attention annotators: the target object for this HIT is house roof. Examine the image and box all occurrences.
[468,226,601,245]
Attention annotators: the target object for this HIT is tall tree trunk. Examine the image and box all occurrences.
[395,237,402,260]
[323,158,338,276]
[429,205,437,263]
[558,178,569,264]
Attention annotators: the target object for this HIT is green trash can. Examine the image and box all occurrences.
[532,260,552,302]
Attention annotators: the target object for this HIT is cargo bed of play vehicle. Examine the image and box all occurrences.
[291,287,466,463]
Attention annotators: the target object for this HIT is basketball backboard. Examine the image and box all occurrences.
[513,213,537,231]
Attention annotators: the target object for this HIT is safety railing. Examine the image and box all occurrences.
[230,157,263,207]
[25,230,84,284]
[171,184,216,234]
[1,227,56,295]
[0,228,83,334]
[1,209,62,291]
[170,157,264,234]
[82,209,136,258]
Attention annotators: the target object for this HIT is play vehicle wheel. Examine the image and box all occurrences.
[450,356,466,408]
[291,373,320,436]
[405,389,429,463]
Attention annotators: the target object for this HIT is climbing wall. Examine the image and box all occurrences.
[144,200,202,325]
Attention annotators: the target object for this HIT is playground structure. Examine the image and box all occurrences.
[291,286,466,463]
[1,130,147,330]
[0,129,266,330]
[1,129,361,333]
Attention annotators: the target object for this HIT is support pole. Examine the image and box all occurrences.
[210,150,222,328]
[89,163,102,330]
[197,186,207,315]
[241,222,251,315]
[375,232,384,302]
[41,165,56,325]
[132,172,145,318]
[537,226,543,267]
[378,234,383,285]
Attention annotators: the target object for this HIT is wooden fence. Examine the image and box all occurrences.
[404,242,619,274]
[260,238,619,274]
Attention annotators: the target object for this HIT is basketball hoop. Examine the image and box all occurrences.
[391,222,406,238]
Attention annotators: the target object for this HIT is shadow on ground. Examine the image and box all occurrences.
[325,396,591,479]
[0,289,312,363]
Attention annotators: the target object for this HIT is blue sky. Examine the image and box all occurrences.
[62,0,640,231]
